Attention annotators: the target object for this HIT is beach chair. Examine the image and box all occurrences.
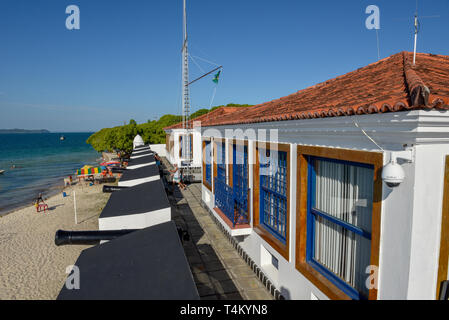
[36,203,48,213]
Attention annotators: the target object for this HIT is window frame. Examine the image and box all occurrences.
[295,145,383,300]
[213,138,227,190]
[166,133,170,153]
[202,138,212,191]
[231,139,250,224]
[437,155,449,299]
[179,133,193,158]
[253,142,290,261]
[169,134,174,157]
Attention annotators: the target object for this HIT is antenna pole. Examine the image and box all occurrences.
[413,14,418,65]
[181,0,191,162]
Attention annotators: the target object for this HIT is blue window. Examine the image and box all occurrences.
[216,141,226,183]
[204,141,212,185]
[232,144,249,224]
[214,141,233,221]
[307,157,374,300]
[259,149,288,243]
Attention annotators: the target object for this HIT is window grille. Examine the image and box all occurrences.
[205,141,211,185]
[232,144,249,224]
[259,149,288,243]
[216,141,226,183]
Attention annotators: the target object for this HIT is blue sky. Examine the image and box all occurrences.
[0,0,448,132]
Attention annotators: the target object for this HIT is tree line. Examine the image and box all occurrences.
[86,104,252,154]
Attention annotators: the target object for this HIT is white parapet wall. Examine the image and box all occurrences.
[99,207,171,231]
[127,162,156,170]
[149,144,167,157]
[118,175,160,187]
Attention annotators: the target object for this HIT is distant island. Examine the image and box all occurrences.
[0,129,50,134]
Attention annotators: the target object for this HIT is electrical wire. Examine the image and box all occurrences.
[352,120,385,151]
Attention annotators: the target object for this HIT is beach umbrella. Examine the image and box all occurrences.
[76,166,106,176]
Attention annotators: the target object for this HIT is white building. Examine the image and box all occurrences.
[133,134,145,149]
[163,107,243,168]
[186,52,449,300]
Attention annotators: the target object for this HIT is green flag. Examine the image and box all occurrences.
[212,70,221,84]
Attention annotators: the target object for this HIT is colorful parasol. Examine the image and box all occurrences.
[76,166,106,176]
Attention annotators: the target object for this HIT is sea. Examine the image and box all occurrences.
[0,132,101,215]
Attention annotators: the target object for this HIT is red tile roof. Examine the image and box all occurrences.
[197,52,449,127]
[163,106,243,130]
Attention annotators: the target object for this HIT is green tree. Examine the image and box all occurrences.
[86,104,253,152]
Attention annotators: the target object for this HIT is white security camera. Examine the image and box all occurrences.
[381,149,413,188]
[381,160,405,188]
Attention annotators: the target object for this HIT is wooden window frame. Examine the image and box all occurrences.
[295,145,383,300]
[169,134,174,157]
[179,135,182,157]
[165,133,170,152]
[253,142,290,261]
[231,139,250,223]
[437,155,449,299]
[202,138,212,191]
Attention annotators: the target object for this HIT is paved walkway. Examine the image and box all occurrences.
[163,160,273,300]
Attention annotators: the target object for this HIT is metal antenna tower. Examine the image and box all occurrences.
[181,0,191,161]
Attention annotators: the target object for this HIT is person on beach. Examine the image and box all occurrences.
[34,193,45,208]
[169,164,186,190]
[155,153,161,166]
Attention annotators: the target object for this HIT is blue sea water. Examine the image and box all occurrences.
[0,133,100,215]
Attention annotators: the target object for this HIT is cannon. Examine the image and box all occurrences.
[102,185,128,193]
[55,229,138,246]
[55,227,189,246]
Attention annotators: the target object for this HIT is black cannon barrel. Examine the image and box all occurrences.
[55,229,138,246]
[102,185,128,193]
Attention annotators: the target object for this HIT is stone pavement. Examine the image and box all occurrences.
[163,160,273,300]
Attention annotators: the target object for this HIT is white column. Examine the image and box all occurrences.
[249,140,255,227]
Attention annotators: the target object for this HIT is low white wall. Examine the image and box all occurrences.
[118,175,159,187]
[99,207,171,230]
[149,144,167,157]
[127,162,156,170]
[202,185,214,209]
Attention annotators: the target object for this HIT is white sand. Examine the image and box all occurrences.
[0,182,111,300]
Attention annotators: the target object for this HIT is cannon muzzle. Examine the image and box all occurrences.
[55,229,138,246]
[102,185,128,193]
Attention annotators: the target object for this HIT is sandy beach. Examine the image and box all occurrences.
[0,181,112,299]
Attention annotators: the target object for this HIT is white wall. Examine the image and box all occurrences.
[164,129,202,168]
[406,144,449,299]
[149,144,167,157]
[99,207,171,230]
[118,175,159,187]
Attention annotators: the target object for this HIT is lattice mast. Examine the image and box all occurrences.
[181,0,191,161]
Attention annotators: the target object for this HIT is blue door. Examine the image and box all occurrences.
[233,144,249,225]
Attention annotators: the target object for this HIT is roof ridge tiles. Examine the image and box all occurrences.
[402,51,430,107]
